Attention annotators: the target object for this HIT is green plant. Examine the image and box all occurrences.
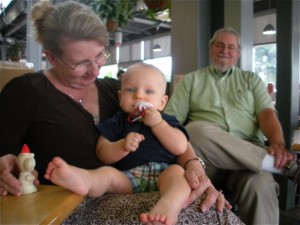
[89,0,139,29]
[7,41,23,61]
[142,0,171,20]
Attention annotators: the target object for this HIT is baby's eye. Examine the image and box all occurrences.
[126,88,135,93]
[145,89,154,94]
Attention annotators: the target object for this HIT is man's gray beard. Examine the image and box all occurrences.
[211,61,236,73]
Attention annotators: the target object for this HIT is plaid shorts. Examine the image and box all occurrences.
[123,162,169,193]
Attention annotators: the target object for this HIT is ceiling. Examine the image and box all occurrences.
[0,0,275,48]
[0,0,171,47]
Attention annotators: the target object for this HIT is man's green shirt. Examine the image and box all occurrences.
[164,65,275,144]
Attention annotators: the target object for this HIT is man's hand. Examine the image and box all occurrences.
[258,108,296,168]
[267,143,295,169]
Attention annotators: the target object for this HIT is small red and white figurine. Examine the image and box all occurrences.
[17,144,37,194]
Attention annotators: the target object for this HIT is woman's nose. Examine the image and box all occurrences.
[89,63,101,76]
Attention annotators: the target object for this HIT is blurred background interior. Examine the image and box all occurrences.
[0,1,299,223]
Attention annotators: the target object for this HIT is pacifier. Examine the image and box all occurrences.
[128,101,153,123]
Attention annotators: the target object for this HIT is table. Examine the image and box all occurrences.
[1,185,85,224]
[0,62,34,91]
[292,128,300,151]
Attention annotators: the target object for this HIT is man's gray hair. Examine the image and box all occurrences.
[209,27,241,49]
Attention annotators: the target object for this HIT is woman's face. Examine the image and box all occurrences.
[56,39,107,88]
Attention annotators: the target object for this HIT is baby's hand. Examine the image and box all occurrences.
[143,108,162,128]
[135,101,161,127]
[124,132,145,152]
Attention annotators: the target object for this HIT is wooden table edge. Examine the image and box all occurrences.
[40,191,85,225]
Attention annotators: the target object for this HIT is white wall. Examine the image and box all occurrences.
[106,11,276,65]
[254,10,277,45]
[106,33,171,66]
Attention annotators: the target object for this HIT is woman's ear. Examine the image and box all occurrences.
[44,49,58,66]
[158,95,168,111]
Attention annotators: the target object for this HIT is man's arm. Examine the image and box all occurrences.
[258,108,295,168]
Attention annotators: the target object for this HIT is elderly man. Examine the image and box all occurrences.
[165,26,299,225]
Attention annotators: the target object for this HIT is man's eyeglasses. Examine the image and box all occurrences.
[214,43,238,51]
[60,49,111,72]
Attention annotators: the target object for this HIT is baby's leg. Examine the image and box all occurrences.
[139,165,191,225]
[45,157,132,197]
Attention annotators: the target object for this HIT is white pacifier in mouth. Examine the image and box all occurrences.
[128,101,153,123]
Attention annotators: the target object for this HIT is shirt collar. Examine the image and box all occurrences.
[209,65,235,77]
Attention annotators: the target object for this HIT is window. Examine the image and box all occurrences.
[100,56,172,82]
[98,64,119,79]
[0,0,12,14]
[143,56,172,82]
[253,43,277,86]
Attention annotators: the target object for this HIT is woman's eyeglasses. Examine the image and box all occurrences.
[60,50,111,72]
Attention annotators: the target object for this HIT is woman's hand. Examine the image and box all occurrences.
[0,154,39,196]
[184,159,232,212]
[177,143,232,212]
[0,154,22,196]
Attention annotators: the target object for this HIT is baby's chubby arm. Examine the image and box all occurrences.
[143,108,187,156]
[96,132,145,164]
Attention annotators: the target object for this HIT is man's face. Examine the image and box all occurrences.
[210,32,240,72]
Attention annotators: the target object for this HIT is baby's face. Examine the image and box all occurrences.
[119,65,167,114]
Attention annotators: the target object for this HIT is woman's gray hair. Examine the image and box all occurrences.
[209,27,241,49]
[31,0,108,57]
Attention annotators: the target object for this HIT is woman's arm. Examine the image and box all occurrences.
[0,75,41,196]
[177,143,232,212]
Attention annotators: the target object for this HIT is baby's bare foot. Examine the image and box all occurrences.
[140,213,170,225]
[139,199,180,225]
[44,157,91,195]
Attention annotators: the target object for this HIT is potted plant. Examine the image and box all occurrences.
[139,0,171,22]
[89,0,139,32]
[143,0,170,12]
[7,41,23,62]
